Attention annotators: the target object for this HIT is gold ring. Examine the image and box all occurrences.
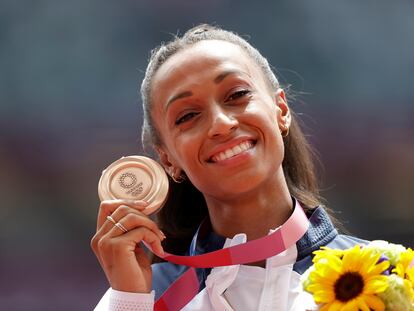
[115,222,128,233]
[106,215,116,225]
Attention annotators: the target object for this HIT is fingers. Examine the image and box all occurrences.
[97,225,165,264]
[92,199,160,261]
[106,212,165,241]
[94,226,161,292]
[97,199,148,230]
[91,200,165,261]
[91,199,164,292]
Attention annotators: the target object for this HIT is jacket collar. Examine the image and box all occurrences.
[188,204,338,260]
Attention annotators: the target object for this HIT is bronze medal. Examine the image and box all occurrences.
[98,156,169,215]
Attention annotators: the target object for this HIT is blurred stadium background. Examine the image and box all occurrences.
[1,1,413,310]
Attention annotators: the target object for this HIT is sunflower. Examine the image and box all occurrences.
[306,245,390,311]
[393,248,414,285]
[392,248,414,301]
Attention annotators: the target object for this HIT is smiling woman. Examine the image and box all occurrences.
[91,24,367,311]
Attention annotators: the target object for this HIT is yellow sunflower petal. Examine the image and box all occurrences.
[313,248,332,261]
[399,278,414,301]
[342,246,362,271]
[314,247,345,263]
[325,300,343,311]
[319,304,330,311]
[406,267,414,284]
[356,296,371,311]
[342,245,359,271]
[306,283,334,293]
[312,290,335,303]
[315,255,344,274]
[364,294,385,311]
[392,263,404,277]
[340,298,358,311]
[306,283,331,294]
[401,249,414,267]
[309,269,339,285]
[364,276,388,294]
[360,250,380,274]
[311,268,341,284]
[392,248,414,280]
[318,300,343,311]
[311,265,339,278]
[366,260,389,277]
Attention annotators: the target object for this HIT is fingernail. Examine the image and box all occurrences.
[134,200,149,206]
[160,230,166,239]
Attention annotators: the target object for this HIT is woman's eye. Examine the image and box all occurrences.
[175,112,199,125]
[226,89,251,102]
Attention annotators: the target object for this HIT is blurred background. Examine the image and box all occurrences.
[1,0,413,310]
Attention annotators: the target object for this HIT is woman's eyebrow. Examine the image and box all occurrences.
[214,70,243,84]
[166,91,193,110]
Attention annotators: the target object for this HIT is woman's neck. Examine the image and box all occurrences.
[204,171,293,241]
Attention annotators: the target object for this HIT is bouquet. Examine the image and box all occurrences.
[301,240,414,310]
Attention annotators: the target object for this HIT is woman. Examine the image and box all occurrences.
[92,24,365,310]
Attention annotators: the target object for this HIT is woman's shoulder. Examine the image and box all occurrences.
[294,204,368,274]
[328,233,368,249]
[294,233,368,275]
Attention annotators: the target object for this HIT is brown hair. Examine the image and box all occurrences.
[140,24,325,255]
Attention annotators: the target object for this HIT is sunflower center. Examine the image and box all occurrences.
[334,272,364,302]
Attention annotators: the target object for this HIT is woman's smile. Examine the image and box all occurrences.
[207,138,256,163]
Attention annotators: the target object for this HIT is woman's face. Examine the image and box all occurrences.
[151,40,290,200]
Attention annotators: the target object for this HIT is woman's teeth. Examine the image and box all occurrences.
[211,141,254,162]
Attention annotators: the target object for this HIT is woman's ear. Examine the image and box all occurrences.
[155,146,173,171]
[275,89,291,130]
[155,146,182,177]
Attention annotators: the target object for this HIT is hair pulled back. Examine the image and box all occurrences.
[140,24,323,256]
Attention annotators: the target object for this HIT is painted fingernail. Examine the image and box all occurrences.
[160,230,166,239]
[134,200,149,206]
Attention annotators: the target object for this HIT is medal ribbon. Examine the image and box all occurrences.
[148,201,310,310]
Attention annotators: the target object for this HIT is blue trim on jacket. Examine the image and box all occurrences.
[151,206,366,300]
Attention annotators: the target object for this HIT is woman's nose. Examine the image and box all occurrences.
[207,108,239,138]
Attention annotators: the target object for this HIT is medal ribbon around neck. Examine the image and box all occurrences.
[147,200,309,267]
[150,200,309,311]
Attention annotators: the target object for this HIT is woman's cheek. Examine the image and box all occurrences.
[175,140,199,168]
[244,104,278,130]
[246,99,274,115]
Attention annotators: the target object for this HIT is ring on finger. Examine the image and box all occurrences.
[106,215,116,225]
[114,222,128,233]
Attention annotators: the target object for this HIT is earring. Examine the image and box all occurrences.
[170,168,186,183]
[280,124,289,138]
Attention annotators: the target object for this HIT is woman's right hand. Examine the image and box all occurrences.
[90,199,165,293]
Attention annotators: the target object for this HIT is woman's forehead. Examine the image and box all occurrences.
[176,40,250,65]
[151,40,264,100]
